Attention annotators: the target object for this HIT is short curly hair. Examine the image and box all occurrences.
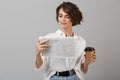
[56,2,83,26]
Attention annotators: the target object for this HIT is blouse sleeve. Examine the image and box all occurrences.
[80,37,86,64]
[81,51,86,64]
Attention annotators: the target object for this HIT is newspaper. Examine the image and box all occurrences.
[39,36,82,58]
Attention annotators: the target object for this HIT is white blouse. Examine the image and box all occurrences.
[35,29,86,80]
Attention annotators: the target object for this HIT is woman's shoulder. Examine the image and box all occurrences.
[75,34,86,43]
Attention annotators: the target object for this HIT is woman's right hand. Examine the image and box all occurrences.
[36,39,50,55]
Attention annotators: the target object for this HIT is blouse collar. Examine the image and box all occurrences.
[56,29,78,38]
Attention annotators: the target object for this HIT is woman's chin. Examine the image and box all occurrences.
[61,25,68,28]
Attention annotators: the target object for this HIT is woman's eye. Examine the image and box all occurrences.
[66,16,70,18]
[67,16,70,18]
[58,15,62,17]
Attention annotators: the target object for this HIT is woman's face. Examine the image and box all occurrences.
[58,8,73,29]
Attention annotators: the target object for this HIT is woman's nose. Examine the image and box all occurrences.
[61,17,66,21]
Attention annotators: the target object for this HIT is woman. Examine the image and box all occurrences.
[35,2,96,80]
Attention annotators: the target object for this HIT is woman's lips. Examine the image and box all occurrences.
[61,23,67,25]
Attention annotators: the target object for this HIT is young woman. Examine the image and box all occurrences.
[35,2,96,80]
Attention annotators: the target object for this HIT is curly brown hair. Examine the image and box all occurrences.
[56,2,83,26]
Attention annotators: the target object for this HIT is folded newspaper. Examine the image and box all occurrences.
[39,36,83,58]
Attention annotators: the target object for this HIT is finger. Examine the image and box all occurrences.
[93,58,96,62]
[39,47,49,51]
[92,55,96,58]
[38,45,49,50]
[93,53,96,56]
[37,40,41,46]
[92,53,96,58]
[38,40,40,43]
[91,51,95,53]
[41,45,51,48]
[40,40,49,45]
[92,55,96,59]
[92,57,96,62]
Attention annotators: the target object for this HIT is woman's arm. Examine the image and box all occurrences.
[35,50,43,69]
[81,51,96,74]
[35,40,49,69]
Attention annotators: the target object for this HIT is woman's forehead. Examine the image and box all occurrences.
[58,8,69,15]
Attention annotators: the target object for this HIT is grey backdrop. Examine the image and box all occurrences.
[0,0,120,80]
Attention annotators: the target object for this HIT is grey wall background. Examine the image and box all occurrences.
[0,0,120,80]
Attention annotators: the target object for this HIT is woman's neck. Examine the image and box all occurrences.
[61,28,74,37]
